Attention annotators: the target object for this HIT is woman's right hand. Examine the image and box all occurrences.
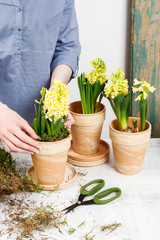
[0,103,40,154]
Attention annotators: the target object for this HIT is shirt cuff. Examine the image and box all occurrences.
[50,52,79,79]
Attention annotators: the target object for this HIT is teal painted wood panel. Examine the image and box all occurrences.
[130,0,160,137]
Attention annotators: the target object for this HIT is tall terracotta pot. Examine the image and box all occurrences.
[70,101,105,155]
[109,117,151,175]
[31,136,71,185]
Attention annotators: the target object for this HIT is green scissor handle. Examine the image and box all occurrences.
[94,187,122,205]
[80,179,105,197]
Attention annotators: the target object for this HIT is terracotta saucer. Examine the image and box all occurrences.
[26,163,77,191]
[68,139,110,167]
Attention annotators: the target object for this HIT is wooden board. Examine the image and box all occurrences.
[130,0,160,137]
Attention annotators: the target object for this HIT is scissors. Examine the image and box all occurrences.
[62,179,121,214]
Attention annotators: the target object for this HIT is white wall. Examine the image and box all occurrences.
[69,0,130,139]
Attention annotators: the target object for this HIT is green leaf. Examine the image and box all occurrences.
[93,80,101,105]
[78,73,106,114]
[95,92,103,113]
[82,74,88,114]
[90,84,94,113]
[114,94,125,122]
[145,99,148,118]
[78,73,87,114]
[139,99,147,131]
[132,120,137,129]
[33,118,38,135]
[46,120,51,136]
[108,97,116,115]
[86,81,91,113]
[120,94,131,130]
[78,75,83,102]
[63,114,68,123]
[41,116,46,136]
[38,104,41,135]
[53,118,63,132]
[50,121,54,135]
[34,104,38,119]
[49,116,54,134]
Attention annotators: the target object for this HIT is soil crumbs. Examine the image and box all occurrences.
[0,147,62,239]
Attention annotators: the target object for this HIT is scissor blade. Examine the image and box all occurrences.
[62,205,72,212]
[62,203,78,214]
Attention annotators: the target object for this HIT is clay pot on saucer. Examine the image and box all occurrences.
[69,101,105,155]
[31,136,71,185]
[109,117,151,175]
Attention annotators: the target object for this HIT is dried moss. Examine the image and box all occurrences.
[39,126,70,142]
[0,147,42,195]
[77,171,88,177]
[16,205,62,239]
[0,148,21,177]
[84,234,95,240]
[101,222,121,232]
[1,197,64,239]
[78,221,85,228]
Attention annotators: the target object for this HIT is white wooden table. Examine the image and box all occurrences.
[0,139,160,240]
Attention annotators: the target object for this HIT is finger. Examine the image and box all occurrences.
[64,116,75,127]
[14,127,40,149]
[1,139,10,152]
[66,118,75,126]
[4,133,39,154]
[64,119,71,128]
[70,117,75,125]
[20,120,39,139]
[2,137,34,154]
[68,113,75,125]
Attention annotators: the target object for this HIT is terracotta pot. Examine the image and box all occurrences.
[70,101,105,155]
[109,117,151,175]
[31,136,71,185]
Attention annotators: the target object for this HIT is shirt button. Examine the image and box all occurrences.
[17,47,21,51]
[17,8,22,12]
[18,28,22,32]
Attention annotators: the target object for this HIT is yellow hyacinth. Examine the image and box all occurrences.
[132,78,155,101]
[104,68,129,99]
[109,68,125,83]
[85,58,107,85]
[104,84,113,98]
[90,58,107,73]
[43,79,69,121]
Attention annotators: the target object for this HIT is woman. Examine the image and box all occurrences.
[0,0,81,154]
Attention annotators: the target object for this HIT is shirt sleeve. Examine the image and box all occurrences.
[50,0,81,79]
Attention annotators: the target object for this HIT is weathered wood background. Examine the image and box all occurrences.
[130,0,160,137]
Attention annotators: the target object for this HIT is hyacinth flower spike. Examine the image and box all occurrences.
[132,79,155,131]
[78,58,107,114]
[32,80,70,138]
[104,68,130,131]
